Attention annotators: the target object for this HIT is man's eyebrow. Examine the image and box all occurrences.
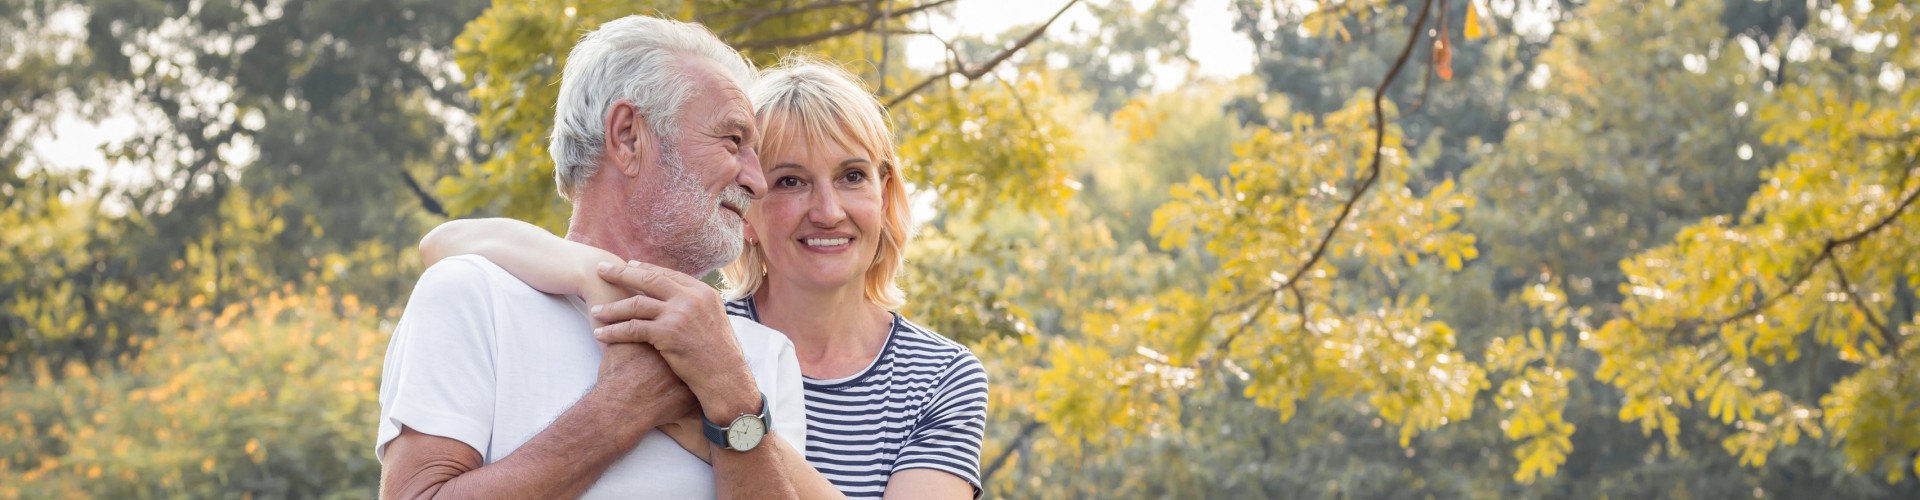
[719,117,753,137]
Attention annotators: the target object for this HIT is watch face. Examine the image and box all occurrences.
[727,415,766,451]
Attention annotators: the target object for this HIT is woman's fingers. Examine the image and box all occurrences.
[596,260,694,298]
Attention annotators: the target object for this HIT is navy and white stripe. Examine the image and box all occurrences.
[728,298,989,498]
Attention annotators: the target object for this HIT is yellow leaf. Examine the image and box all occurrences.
[1465,2,1487,40]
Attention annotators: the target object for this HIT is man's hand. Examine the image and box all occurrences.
[595,341,698,420]
[590,260,762,423]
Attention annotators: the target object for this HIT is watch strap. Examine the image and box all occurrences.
[701,392,771,450]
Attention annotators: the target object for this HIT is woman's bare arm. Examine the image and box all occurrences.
[418,218,628,320]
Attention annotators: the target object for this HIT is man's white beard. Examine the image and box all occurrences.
[645,144,745,275]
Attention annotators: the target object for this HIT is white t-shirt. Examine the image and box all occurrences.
[375,255,806,498]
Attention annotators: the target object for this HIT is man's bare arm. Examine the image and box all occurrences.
[590,261,801,498]
[379,343,694,499]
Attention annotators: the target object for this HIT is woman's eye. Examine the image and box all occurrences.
[775,177,803,188]
[843,170,867,183]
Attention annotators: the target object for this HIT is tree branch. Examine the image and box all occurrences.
[1296,0,1392,28]
[994,75,1041,131]
[702,0,871,28]
[879,0,892,96]
[981,419,1044,482]
[1825,257,1897,349]
[399,167,448,217]
[1860,130,1920,143]
[1274,0,1435,297]
[1658,146,1920,347]
[1196,0,1436,367]
[728,0,961,50]
[882,0,1080,109]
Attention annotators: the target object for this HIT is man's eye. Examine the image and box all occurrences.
[727,135,743,146]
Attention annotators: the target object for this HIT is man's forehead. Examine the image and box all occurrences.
[681,56,750,101]
[676,60,748,112]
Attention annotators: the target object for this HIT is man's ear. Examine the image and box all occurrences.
[605,100,655,177]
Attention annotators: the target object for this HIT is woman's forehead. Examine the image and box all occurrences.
[761,112,871,162]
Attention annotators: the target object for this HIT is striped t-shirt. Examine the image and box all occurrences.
[726,298,989,498]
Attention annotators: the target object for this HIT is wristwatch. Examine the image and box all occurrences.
[701,392,771,451]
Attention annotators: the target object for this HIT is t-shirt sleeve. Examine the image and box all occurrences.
[375,257,501,461]
[892,351,989,498]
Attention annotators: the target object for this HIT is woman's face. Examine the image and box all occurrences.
[746,136,886,294]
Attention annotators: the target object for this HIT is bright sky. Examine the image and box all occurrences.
[31,0,1254,174]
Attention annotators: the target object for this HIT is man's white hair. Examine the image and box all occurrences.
[550,15,757,201]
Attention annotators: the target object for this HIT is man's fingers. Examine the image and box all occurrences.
[592,317,665,344]
[590,293,667,324]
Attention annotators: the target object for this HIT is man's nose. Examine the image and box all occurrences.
[738,148,767,199]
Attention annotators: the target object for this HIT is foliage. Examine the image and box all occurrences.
[1144,89,1486,444]
[0,0,483,374]
[440,0,1078,228]
[1594,75,1920,483]
[9,0,1920,496]
[0,288,393,498]
[894,65,1081,221]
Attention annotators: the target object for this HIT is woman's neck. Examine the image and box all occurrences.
[753,280,892,379]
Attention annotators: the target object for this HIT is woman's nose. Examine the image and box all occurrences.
[808,186,846,226]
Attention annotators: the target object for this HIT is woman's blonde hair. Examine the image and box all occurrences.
[722,58,911,309]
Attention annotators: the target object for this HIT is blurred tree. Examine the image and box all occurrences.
[439,0,1082,229]
[8,0,1920,496]
[0,288,392,498]
[1590,0,1920,487]
[0,0,488,374]
[1035,0,1194,114]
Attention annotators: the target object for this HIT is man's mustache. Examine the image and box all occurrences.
[719,187,752,213]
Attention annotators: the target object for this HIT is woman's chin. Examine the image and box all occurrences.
[771,268,864,294]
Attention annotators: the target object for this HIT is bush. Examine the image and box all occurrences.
[0,287,392,499]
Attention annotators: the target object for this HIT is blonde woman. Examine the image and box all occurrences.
[422,60,987,499]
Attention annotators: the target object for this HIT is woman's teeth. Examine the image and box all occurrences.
[804,238,851,247]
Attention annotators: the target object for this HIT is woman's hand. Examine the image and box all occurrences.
[658,416,712,464]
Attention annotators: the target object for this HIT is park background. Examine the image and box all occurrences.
[3,0,1918,497]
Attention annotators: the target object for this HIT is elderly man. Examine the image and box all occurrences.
[375,16,800,498]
